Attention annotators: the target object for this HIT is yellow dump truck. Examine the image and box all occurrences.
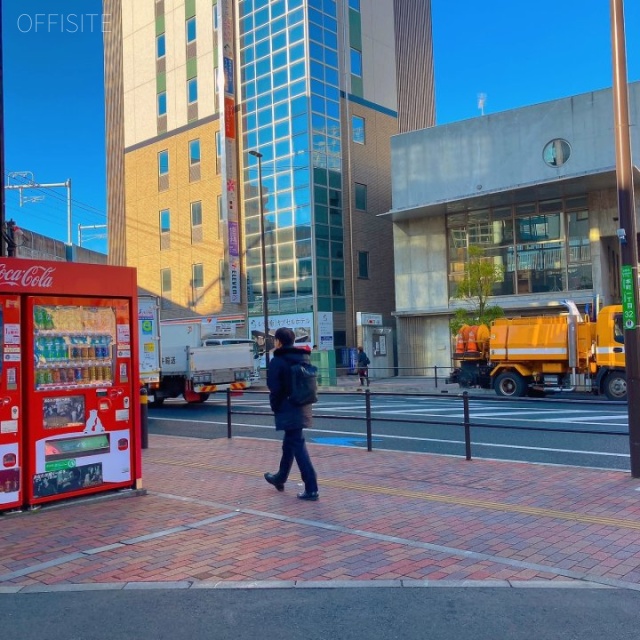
[449,300,627,400]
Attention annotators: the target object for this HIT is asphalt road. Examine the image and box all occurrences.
[2,587,639,640]
[148,391,631,471]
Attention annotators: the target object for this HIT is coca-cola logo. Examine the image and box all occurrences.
[0,264,56,288]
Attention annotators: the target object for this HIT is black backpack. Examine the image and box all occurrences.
[288,361,319,406]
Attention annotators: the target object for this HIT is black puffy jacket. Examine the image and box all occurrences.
[267,346,313,431]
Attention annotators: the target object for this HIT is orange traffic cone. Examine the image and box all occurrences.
[455,325,469,355]
[455,331,465,354]
[466,326,479,352]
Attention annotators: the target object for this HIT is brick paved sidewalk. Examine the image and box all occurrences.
[1,435,640,591]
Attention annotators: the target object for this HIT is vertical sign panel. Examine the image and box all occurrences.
[218,0,241,303]
[621,265,637,329]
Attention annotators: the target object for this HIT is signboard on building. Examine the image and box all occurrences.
[218,0,241,303]
[317,312,334,350]
[249,313,314,368]
[356,312,383,326]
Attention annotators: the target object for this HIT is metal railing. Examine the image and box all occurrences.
[224,388,628,462]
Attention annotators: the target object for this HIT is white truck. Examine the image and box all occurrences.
[137,296,255,406]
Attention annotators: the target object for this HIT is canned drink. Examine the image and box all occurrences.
[52,369,61,384]
[36,370,45,386]
[81,346,89,359]
[44,370,53,384]
[75,367,83,382]
[59,368,67,383]
[72,346,81,359]
[89,366,96,381]
[87,346,95,358]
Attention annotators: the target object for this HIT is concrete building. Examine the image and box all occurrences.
[11,228,108,264]
[103,0,435,349]
[386,83,640,374]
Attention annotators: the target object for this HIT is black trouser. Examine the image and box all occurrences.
[277,428,318,493]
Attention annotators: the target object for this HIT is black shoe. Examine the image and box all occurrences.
[297,490,319,501]
[264,472,285,492]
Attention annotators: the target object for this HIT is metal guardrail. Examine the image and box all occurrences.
[330,365,456,387]
[225,388,628,461]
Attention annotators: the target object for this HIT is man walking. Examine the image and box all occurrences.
[357,346,370,388]
[264,327,319,501]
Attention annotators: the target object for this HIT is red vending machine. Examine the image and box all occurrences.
[0,258,141,510]
[0,295,23,510]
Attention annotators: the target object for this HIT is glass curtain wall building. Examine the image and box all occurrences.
[241,0,345,321]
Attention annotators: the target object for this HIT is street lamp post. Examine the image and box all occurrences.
[610,0,640,477]
[249,150,270,367]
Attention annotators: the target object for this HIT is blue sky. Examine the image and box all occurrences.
[2,0,639,255]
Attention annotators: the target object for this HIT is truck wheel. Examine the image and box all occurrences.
[184,393,210,404]
[150,397,165,408]
[494,371,527,398]
[604,372,627,401]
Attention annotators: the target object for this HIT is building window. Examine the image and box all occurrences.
[160,209,170,233]
[161,268,172,295]
[158,150,169,176]
[352,115,365,144]
[350,48,362,77]
[156,33,166,58]
[214,66,220,110]
[191,201,203,227]
[215,131,221,173]
[543,138,571,167]
[358,251,369,279]
[217,194,224,220]
[186,16,196,43]
[189,139,201,165]
[192,263,204,289]
[187,78,198,104]
[349,0,360,10]
[354,183,367,210]
[446,199,593,297]
[157,92,167,117]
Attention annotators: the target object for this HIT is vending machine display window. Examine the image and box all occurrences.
[0,468,20,494]
[33,463,104,498]
[33,304,115,391]
[44,434,111,462]
[42,395,86,430]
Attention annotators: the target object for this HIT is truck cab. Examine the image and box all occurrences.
[593,305,626,400]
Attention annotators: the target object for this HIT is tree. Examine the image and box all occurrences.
[450,245,504,335]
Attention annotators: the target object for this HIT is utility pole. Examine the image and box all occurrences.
[0,5,7,257]
[78,223,107,247]
[610,0,640,478]
[5,219,17,257]
[5,176,74,245]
